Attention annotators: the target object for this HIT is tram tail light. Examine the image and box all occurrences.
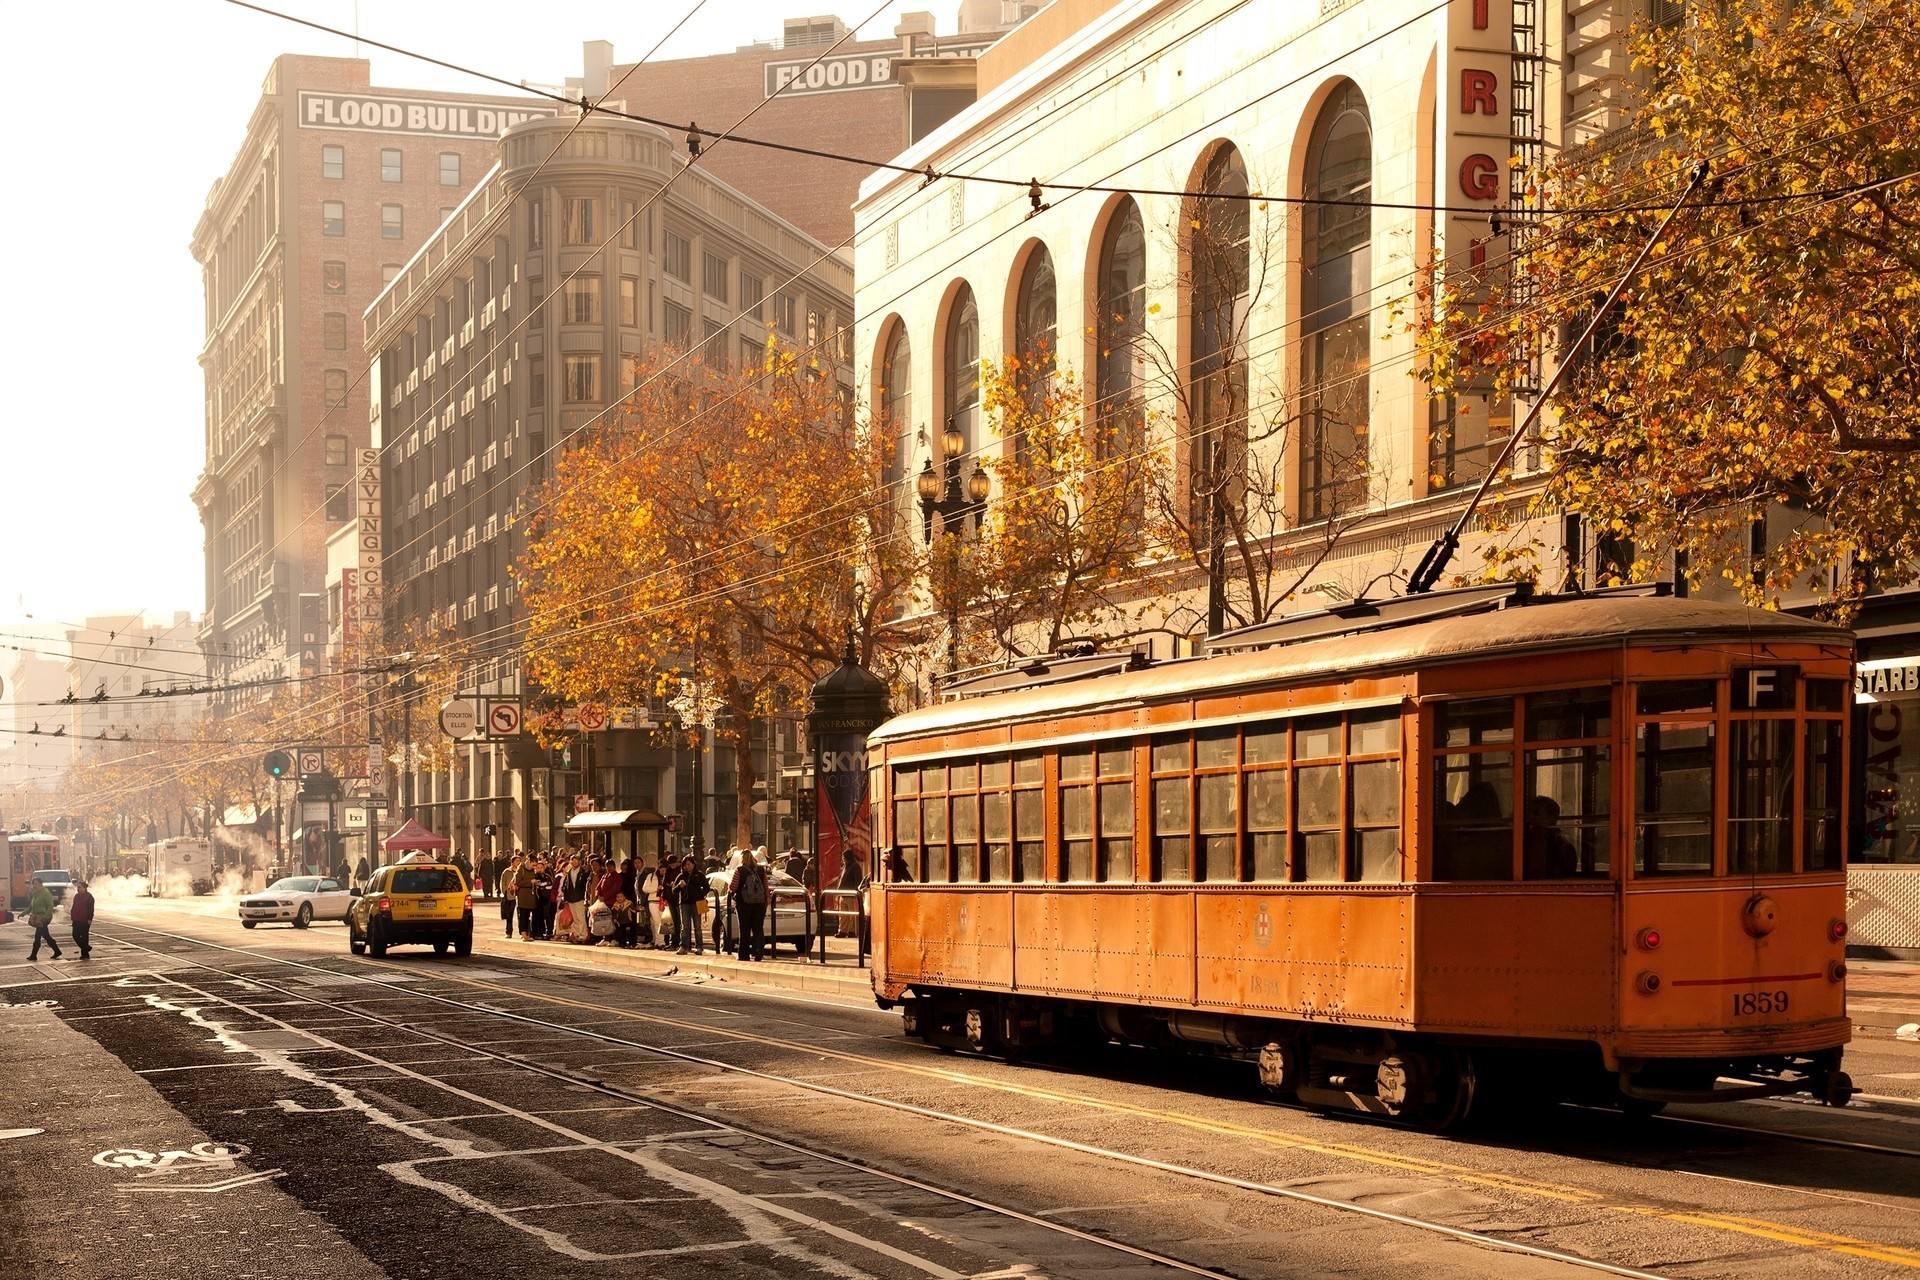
[1635,927,1662,951]
[1635,970,1662,995]
[1829,960,1848,983]
[1829,917,1849,942]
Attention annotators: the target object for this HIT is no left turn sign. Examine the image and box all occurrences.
[487,700,522,736]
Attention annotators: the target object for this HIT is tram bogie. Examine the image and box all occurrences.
[868,588,1857,1126]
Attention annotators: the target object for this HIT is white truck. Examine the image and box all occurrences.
[149,838,213,896]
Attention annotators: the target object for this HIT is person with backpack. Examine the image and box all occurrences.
[729,848,769,962]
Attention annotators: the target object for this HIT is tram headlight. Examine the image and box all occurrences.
[1635,970,1662,995]
[1829,917,1849,943]
[1635,927,1662,951]
[1829,960,1848,983]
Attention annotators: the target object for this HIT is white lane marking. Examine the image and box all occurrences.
[0,1128,44,1141]
[120,1169,286,1195]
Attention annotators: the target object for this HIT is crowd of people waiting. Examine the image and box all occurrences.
[469,845,804,960]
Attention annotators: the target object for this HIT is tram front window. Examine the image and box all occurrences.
[1729,719,1794,875]
[1635,721,1715,875]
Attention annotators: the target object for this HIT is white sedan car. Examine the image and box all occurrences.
[238,876,355,929]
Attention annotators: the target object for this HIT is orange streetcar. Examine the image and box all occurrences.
[867,584,1855,1126]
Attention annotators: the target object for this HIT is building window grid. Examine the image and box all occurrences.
[381,149,402,182]
[322,145,344,180]
[439,152,460,187]
[321,201,345,237]
[381,203,404,240]
[703,252,730,302]
[663,230,691,283]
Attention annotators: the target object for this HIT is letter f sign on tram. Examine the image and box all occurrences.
[1747,669,1776,706]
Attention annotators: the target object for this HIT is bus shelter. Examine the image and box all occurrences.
[563,809,670,867]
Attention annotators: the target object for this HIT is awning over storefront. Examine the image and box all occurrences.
[563,808,668,832]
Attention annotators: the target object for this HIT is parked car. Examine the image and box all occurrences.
[347,862,472,957]
[708,866,812,955]
[239,876,356,929]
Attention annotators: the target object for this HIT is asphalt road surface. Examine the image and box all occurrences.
[3,896,1919,1279]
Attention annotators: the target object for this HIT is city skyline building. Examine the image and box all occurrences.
[364,109,853,854]
[191,54,557,706]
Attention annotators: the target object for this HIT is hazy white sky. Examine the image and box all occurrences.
[0,0,935,636]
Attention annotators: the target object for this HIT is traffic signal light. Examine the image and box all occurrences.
[263,750,292,778]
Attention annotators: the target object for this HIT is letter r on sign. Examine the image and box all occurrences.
[1461,69,1498,115]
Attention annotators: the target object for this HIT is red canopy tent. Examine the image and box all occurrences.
[382,819,452,855]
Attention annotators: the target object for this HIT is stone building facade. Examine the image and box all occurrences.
[191,55,554,703]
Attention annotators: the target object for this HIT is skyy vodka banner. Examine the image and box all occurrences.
[813,732,871,896]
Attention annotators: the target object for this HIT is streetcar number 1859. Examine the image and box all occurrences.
[1733,990,1789,1016]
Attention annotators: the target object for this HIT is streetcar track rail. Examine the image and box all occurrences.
[80,945,1232,1279]
[78,921,1697,1279]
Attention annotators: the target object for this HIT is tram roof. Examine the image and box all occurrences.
[872,594,1849,744]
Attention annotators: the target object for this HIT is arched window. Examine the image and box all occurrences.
[880,324,912,480]
[1096,197,1147,439]
[1299,84,1372,520]
[1187,144,1251,533]
[879,322,913,521]
[1013,244,1056,411]
[944,284,980,459]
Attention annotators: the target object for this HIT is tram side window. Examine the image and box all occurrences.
[1196,729,1238,882]
[1245,722,1289,882]
[1635,720,1716,876]
[1152,734,1192,882]
[894,794,921,880]
[1523,686,1612,879]
[1295,714,1344,882]
[923,792,950,883]
[1804,719,1843,872]
[1728,719,1793,876]
[984,759,1012,881]
[1016,787,1046,882]
[952,789,981,881]
[1060,748,1094,882]
[1098,745,1134,882]
[1154,775,1191,882]
[1350,709,1402,882]
[1433,697,1516,880]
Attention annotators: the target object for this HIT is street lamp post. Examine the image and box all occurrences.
[916,418,991,673]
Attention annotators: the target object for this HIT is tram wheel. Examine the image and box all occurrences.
[1420,1050,1477,1132]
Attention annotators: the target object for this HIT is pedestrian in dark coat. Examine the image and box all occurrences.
[672,856,706,955]
[67,879,95,960]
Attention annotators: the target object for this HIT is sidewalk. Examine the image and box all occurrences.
[0,1001,386,1280]
[468,904,880,1003]
[1847,958,1920,1040]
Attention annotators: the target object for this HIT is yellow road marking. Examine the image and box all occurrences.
[384,962,1920,1267]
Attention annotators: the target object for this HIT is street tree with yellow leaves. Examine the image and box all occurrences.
[517,345,921,850]
[1418,0,1920,611]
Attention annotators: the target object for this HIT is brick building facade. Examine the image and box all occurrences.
[191,55,554,701]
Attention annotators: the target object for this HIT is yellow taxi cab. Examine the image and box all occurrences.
[348,858,473,958]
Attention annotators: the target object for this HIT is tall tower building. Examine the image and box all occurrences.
[191,55,554,703]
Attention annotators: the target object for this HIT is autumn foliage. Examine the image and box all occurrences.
[1418,0,1920,610]
[516,345,917,847]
